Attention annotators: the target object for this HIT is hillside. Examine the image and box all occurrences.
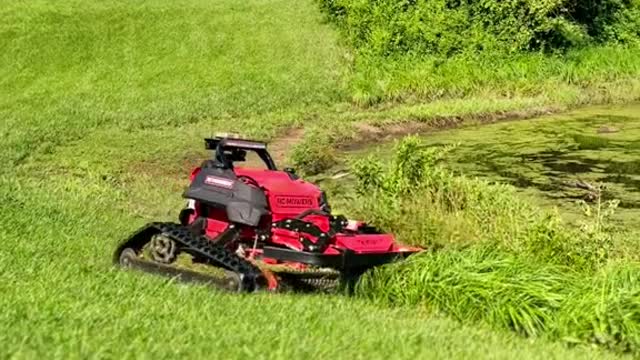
[1,0,639,358]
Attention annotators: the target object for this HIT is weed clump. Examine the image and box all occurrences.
[289,126,339,175]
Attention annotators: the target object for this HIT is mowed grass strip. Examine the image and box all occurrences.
[0,0,346,168]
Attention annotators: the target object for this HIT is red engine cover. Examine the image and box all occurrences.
[234,167,324,220]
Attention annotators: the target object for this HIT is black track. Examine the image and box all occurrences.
[113,222,263,292]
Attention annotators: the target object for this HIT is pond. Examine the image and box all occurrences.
[352,103,640,229]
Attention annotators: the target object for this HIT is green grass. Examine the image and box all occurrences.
[2,0,640,358]
[0,0,346,168]
[348,46,640,105]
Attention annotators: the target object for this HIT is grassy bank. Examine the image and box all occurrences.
[349,45,640,105]
[289,62,640,175]
[0,0,346,169]
[337,136,640,353]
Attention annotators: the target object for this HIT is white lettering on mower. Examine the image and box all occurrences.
[275,196,314,208]
[186,199,196,210]
[204,176,234,189]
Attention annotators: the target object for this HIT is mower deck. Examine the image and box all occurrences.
[263,246,414,269]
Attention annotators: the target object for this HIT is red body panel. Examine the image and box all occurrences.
[186,164,420,268]
[204,217,229,239]
[234,168,323,221]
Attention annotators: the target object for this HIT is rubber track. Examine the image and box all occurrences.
[114,222,263,292]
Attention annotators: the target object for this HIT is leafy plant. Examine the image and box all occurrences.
[574,186,619,268]
[352,136,456,196]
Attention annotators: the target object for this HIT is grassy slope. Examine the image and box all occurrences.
[0,163,619,359]
[0,0,345,168]
[0,1,632,358]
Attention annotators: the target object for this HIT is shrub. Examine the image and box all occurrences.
[317,0,640,57]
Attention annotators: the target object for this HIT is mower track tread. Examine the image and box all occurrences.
[114,222,263,292]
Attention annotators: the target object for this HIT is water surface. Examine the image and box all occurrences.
[360,104,640,228]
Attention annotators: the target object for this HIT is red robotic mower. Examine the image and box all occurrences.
[114,135,422,292]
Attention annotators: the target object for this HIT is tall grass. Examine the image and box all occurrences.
[347,136,640,353]
[357,247,573,337]
[350,45,640,105]
[316,0,640,105]
[357,249,640,352]
[554,263,640,352]
[347,137,617,270]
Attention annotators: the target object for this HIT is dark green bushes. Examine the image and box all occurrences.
[318,0,640,57]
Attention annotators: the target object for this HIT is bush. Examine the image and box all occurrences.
[317,0,640,57]
[352,136,454,196]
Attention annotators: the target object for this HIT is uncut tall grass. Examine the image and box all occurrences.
[348,137,640,353]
